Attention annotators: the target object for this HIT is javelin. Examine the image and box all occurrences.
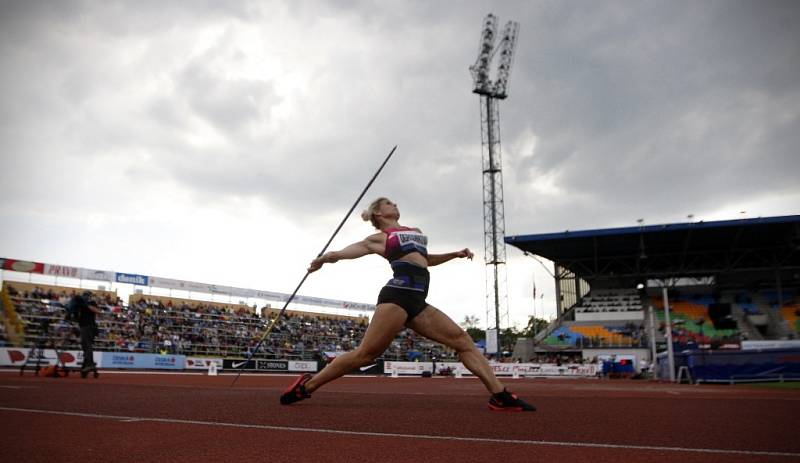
[229,145,397,387]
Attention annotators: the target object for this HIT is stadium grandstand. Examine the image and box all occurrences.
[506,214,800,382]
[3,213,799,382]
[0,279,458,368]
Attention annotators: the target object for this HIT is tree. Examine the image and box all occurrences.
[521,316,550,338]
[500,326,520,353]
[460,315,481,330]
[460,315,486,342]
[466,327,485,342]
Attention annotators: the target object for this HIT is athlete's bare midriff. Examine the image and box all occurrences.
[390,253,428,268]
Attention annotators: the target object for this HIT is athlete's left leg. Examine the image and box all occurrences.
[304,303,407,393]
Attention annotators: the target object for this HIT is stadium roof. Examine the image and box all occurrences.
[506,215,800,282]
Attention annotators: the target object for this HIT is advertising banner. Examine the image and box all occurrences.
[172,279,211,293]
[342,301,375,311]
[251,289,289,300]
[223,359,256,370]
[115,273,149,286]
[495,362,599,377]
[205,284,232,295]
[351,360,383,375]
[185,357,224,370]
[80,268,116,282]
[383,361,598,377]
[1,258,44,274]
[149,276,233,296]
[256,359,289,371]
[383,361,429,375]
[147,276,187,292]
[1,347,101,368]
[1,256,374,311]
[44,264,81,278]
[101,352,184,369]
[288,361,318,372]
[221,359,315,372]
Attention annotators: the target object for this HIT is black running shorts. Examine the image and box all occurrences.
[377,261,430,321]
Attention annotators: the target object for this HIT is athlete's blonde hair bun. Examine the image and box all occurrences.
[363,197,388,229]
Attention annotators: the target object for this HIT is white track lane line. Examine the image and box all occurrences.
[1,406,798,458]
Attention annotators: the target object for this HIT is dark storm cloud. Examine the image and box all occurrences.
[502,0,800,233]
[2,0,798,249]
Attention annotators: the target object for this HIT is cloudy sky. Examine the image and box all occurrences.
[1,0,798,329]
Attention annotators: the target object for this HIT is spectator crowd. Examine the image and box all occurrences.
[1,284,458,362]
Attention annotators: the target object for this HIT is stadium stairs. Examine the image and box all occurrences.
[752,292,793,339]
[722,293,763,341]
[532,302,580,344]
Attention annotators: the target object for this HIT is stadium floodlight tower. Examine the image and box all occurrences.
[469,14,519,359]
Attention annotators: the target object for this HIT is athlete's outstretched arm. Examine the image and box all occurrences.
[308,233,384,272]
[427,248,474,267]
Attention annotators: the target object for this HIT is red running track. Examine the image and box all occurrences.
[1,370,799,462]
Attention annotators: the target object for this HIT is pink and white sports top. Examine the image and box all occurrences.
[384,227,428,261]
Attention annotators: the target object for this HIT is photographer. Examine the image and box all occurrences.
[70,291,101,373]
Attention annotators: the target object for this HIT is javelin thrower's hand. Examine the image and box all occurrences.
[455,248,474,260]
[308,252,339,273]
[307,256,325,273]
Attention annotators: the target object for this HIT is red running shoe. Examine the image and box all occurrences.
[488,388,536,412]
[280,373,312,405]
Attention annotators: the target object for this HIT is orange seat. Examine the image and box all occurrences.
[781,304,800,332]
[571,325,633,344]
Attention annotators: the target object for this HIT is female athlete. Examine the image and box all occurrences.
[280,197,535,411]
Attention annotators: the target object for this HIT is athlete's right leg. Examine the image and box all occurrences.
[303,303,407,394]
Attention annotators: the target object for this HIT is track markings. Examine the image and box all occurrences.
[1,406,799,458]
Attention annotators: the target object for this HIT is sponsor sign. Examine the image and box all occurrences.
[288,361,318,372]
[1,348,101,368]
[383,361,598,377]
[44,264,80,278]
[80,268,115,282]
[256,359,289,371]
[221,359,314,372]
[185,357,224,370]
[206,284,231,295]
[342,301,374,311]
[1,258,44,274]
[1,256,374,311]
[100,352,184,369]
[383,361,428,375]
[115,272,149,286]
[354,360,383,375]
[173,279,210,293]
[292,294,374,310]
[149,276,230,295]
[223,359,256,370]
[155,278,376,310]
[251,289,288,300]
[293,295,326,306]
[146,276,184,291]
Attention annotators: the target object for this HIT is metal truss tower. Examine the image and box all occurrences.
[469,14,519,355]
